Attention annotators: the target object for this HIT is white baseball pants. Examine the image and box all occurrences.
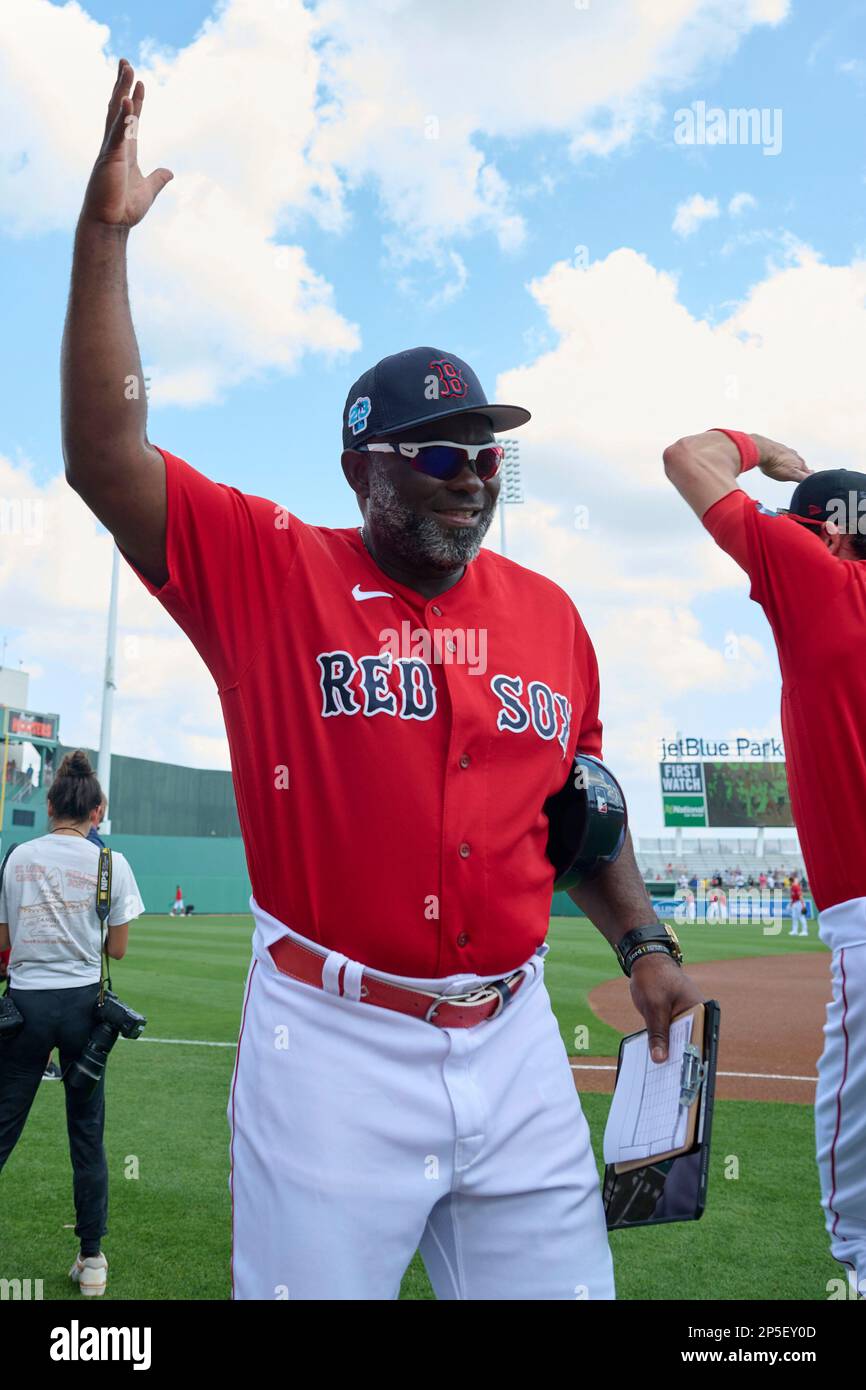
[228,900,615,1301]
[815,897,866,1296]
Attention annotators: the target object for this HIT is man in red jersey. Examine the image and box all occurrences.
[60,59,702,1302]
[664,427,866,1297]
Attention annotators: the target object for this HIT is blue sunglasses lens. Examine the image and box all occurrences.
[406,445,503,481]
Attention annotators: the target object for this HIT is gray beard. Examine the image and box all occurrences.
[366,465,495,570]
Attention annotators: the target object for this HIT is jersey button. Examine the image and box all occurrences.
[457,932,470,947]
[459,754,471,769]
[445,639,457,653]
[431,605,443,617]
[459,842,471,858]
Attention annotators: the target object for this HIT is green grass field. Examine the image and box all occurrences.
[1,913,841,1301]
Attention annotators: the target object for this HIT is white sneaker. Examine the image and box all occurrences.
[69,1251,108,1297]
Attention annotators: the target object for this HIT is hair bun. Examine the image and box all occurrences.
[59,749,94,779]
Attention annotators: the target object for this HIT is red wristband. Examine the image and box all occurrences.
[711,428,760,473]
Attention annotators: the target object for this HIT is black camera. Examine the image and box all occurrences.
[0,994,24,1041]
[67,990,147,1097]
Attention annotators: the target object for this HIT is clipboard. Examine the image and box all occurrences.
[602,999,720,1229]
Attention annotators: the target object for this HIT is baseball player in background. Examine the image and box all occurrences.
[790,877,807,938]
[664,427,866,1298]
[59,61,704,1301]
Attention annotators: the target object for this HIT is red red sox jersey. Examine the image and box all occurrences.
[703,488,866,912]
[127,449,603,978]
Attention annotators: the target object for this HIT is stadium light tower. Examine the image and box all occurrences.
[496,437,523,558]
[97,545,120,835]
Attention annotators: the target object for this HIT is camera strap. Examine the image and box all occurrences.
[96,846,113,1003]
[0,844,19,998]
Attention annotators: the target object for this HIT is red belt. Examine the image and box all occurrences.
[267,934,527,1029]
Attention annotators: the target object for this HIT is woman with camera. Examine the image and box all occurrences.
[0,750,144,1297]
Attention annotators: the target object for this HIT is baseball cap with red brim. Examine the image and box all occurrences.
[342,346,531,451]
[784,468,866,530]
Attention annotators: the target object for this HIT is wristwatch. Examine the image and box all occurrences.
[615,924,683,977]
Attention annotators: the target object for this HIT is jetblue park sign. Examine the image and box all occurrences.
[659,736,784,760]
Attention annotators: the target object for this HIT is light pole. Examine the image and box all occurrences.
[497,437,523,558]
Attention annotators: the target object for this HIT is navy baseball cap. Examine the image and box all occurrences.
[787,468,866,529]
[342,346,531,451]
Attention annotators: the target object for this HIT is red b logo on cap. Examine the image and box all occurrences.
[428,359,468,399]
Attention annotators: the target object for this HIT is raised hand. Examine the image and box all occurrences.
[751,433,813,484]
[81,58,173,228]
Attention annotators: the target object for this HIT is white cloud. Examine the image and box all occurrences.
[312,0,789,256]
[0,0,792,391]
[0,0,359,406]
[500,242,866,470]
[673,192,720,237]
[728,191,757,216]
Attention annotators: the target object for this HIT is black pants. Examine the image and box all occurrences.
[0,983,107,1249]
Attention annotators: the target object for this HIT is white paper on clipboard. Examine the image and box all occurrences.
[602,1013,694,1165]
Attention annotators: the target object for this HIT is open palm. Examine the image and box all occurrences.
[82,59,173,228]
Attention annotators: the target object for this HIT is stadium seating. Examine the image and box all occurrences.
[637,836,805,883]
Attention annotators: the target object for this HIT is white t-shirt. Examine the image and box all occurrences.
[0,835,144,989]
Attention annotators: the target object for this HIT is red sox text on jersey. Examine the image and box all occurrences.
[317,649,573,756]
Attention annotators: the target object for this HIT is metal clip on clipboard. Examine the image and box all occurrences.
[679,1042,706,1108]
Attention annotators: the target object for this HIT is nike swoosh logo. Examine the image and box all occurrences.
[352,583,394,601]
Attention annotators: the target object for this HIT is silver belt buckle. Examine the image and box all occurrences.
[423,973,522,1024]
[423,982,497,1024]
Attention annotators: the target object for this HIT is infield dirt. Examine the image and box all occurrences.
[570,952,831,1104]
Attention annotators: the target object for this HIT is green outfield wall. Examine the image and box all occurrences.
[105,834,252,914]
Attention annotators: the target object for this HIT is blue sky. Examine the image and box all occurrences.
[1,0,865,831]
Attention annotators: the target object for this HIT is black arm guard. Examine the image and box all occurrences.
[545,754,628,893]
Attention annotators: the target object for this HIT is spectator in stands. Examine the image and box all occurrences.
[689,874,698,894]
[0,750,144,1298]
[759,871,767,889]
[767,871,776,890]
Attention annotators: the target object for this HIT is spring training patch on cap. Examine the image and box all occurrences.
[348,396,372,436]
